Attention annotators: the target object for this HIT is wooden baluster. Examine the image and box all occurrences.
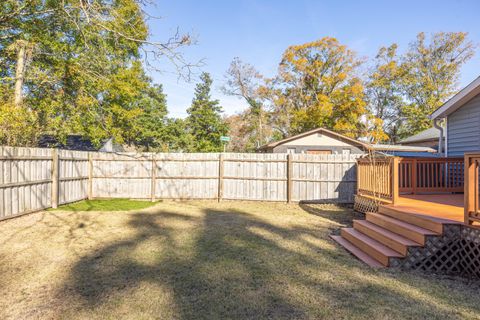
[412,159,417,195]
[392,157,399,204]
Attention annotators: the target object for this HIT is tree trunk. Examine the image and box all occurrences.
[14,41,27,107]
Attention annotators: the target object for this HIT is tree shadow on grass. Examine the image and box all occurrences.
[298,201,361,227]
[56,205,480,319]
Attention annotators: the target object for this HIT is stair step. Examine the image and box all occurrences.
[366,212,439,245]
[353,220,420,256]
[330,235,384,268]
[340,228,403,266]
[378,205,455,233]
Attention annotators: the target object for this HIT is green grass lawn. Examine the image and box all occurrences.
[1,200,479,319]
[51,198,159,212]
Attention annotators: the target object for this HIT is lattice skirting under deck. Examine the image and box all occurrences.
[390,225,480,279]
[353,195,379,214]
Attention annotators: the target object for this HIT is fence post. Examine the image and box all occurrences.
[151,154,156,202]
[287,154,293,203]
[51,149,59,208]
[218,153,224,202]
[88,153,93,200]
[392,157,399,205]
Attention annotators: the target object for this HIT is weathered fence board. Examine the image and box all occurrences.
[58,150,90,205]
[0,147,53,219]
[0,147,359,221]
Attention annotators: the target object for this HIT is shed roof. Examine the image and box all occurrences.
[399,127,440,143]
[370,144,436,153]
[257,127,371,151]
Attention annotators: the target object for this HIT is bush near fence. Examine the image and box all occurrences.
[0,146,359,221]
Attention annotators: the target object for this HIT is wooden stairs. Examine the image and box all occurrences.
[331,204,460,267]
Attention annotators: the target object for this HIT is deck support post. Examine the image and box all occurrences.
[464,154,476,225]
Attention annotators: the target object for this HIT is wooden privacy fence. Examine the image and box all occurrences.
[0,147,359,221]
[0,146,89,220]
[92,152,358,203]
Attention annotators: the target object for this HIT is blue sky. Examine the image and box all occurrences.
[146,0,480,118]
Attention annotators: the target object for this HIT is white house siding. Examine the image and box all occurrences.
[447,94,480,156]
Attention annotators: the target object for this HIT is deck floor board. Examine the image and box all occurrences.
[389,194,464,223]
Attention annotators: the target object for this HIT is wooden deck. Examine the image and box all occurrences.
[389,194,464,223]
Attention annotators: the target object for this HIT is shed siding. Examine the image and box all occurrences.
[272,144,364,154]
[447,94,480,156]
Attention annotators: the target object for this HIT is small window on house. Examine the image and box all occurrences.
[342,149,351,155]
[287,148,296,154]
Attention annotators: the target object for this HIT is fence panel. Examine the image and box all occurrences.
[58,150,90,204]
[92,152,153,199]
[292,154,358,203]
[222,153,288,201]
[155,153,219,199]
[0,146,53,220]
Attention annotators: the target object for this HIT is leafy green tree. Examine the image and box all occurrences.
[0,0,192,147]
[160,118,194,152]
[186,72,228,152]
[130,82,168,151]
[399,32,475,135]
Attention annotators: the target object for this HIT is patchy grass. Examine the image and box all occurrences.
[50,198,158,212]
[1,201,479,319]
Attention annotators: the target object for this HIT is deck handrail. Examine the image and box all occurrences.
[357,156,399,204]
[357,155,464,206]
[465,153,480,225]
[399,157,464,194]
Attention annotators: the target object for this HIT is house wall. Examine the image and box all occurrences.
[447,94,480,156]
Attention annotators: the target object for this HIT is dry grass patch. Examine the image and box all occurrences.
[0,201,479,319]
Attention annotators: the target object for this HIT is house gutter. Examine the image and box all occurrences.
[433,118,444,156]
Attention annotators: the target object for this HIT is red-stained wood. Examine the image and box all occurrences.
[391,194,464,223]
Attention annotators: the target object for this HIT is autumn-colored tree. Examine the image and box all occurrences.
[399,32,475,135]
[366,44,405,142]
[261,37,384,140]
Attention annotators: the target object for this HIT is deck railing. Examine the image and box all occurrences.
[357,155,464,206]
[465,153,480,225]
[399,157,464,194]
[357,157,399,204]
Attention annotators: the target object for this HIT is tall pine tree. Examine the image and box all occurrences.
[186,73,228,152]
